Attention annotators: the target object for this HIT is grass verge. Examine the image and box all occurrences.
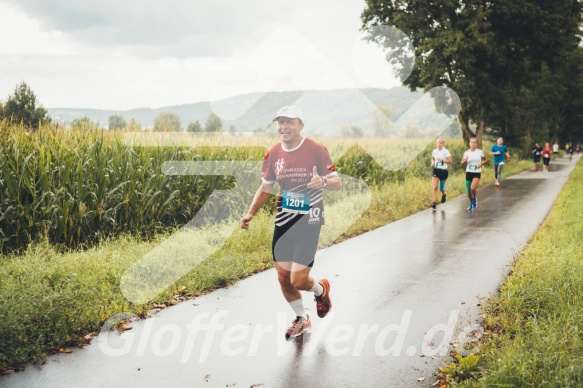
[0,157,531,371]
[438,158,583,387]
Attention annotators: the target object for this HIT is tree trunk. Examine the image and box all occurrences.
[458,111,474,147]
[475,114,485,150]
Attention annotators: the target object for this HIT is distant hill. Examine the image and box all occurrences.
[48,87,436,136]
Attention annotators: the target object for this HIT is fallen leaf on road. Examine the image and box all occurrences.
[118,325,132,332]
[418,377,425,382]
[250,385,264,388]
[59,348,73,353]
[203,374,211,382]
[1,370,14,375]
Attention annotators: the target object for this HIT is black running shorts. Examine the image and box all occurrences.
[432,168,449,181]
[272,223,321,267]
[465,171,481,181]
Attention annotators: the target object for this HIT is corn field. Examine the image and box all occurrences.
[0,121,467,253]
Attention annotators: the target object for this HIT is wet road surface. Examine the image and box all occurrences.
[2,158,578,388]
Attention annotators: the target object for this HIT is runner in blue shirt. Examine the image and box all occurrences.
[489,137,511,187]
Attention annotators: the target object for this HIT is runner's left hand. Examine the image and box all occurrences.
[307,166,323,189]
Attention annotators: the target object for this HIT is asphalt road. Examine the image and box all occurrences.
[1,157,578,388]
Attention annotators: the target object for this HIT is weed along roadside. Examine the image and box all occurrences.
[437,159,583,387]
[0,125,535,373]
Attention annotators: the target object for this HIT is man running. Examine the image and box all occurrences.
[430,137,452,209]
[531,143,543,171]
[489,137,510,187]
[240,106,341,340]
[461,137,488,211]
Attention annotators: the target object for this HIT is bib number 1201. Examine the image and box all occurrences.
[282,190,310,214]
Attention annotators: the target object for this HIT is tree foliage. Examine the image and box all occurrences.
[108,114,126,130]
[153,112,181,132]
[2,81,50,130]
[204,112,223,132]
[187,120,202,132]
[361,0,583,149]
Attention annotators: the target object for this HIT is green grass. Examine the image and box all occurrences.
[0,137,531,370]
[439,159,583,387]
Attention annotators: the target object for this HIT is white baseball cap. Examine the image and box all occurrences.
[273,106,304,122]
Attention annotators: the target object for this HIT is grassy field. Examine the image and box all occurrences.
[438,159,583,387]
[0,126,532,370]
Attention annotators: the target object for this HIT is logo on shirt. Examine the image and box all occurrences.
[275,158,285,175]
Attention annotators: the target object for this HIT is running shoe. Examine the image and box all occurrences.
[285,315,311,340]
[495,180,500,187]
[315,279,332,318]
[472,198,478,209]
[431,202,437,209]
[467,202,474,211]
[441,194,447,203]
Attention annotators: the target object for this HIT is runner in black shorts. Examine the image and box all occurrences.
[240,106,342,340]
[542,142,552,173]
[272,222,320,267]
[461,137,488,211]
[430,137,452,209]
[532,143,543,171]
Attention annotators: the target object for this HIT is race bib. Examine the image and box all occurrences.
[544,153,549,158]
[536,151,540,155]
[436,161,444,167]
[469,164,478,171]
[282,191,310,214]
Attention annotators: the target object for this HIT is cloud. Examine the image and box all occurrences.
[0,0,326,57]
[0,0,402,110]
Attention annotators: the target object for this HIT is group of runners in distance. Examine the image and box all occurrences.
[432,137,580,212]
[566,142,581,161]
[431,136,506,211]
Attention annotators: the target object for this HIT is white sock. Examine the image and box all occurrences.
[289,298,306,319]
[310,281,324,297]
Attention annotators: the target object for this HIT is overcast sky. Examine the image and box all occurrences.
[0,0,401,110]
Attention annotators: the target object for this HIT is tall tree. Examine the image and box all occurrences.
[3,81,50,129]
[108,114,126,130]
[187,120,202,132]
[204,112,223,132]
[361,0,582,147]
[153,112,181,132]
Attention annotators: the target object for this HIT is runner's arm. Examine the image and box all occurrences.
[323,174,342,191]
[240,182,275,229]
